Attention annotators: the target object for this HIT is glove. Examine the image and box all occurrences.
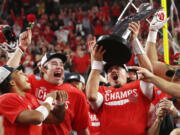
[0,25,19,57]
[150,10,169,31]
[0,40,18,52]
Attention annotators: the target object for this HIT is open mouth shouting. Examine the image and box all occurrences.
[54,72,62,78]
[111,73,118,81]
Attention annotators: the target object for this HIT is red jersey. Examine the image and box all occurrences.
[72,54,90,74]
[28,74,89,135]
[98,80,151,135]
[152,87,172,105]
[88,104,101,135]
[0,93,41,135]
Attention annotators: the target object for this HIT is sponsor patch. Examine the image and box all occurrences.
[35,76,41,80]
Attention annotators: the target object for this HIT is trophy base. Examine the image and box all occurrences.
[97,34,132,65]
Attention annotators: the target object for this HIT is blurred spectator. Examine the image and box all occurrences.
[22,54,34,74]
[75,20,85,37]
[112,1,121,24]
[82,12,91,35]
[43,25,55,44]
[72,45,90,75]
[55,26,70,43]
[94,19,103,38]
[10,9,24,30]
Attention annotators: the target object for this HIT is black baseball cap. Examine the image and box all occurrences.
[40,52,67,67]
[0,65,23,84]
[65,72,85,84]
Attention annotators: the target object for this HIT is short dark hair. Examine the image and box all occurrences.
[0,75,12,94]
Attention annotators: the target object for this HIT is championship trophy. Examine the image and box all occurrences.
[97,2,159,65]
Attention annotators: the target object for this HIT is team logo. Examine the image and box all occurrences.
[157,11,165,21]
[35,76,41,80]
[105,90,112,94]
[157,90,162,95]
[36,87,47,101]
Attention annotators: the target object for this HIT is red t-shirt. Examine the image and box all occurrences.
[72,54,90,74]
[88,103,101,135]
[98,80,151,135]
[28,74,89,135]
[0,93,41,135]
[152,87,172,106]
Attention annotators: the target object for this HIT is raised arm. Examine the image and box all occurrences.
[7,29,32,68]
[86,45,105,110]
[132,66,180,98]
[145,10,173,80]
[129,22,152,71]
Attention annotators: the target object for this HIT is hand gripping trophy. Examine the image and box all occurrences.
[97,1,159,65]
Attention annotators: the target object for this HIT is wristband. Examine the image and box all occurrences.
[147,31,157,44]
[44,97,54,110]
[92,60,103,71]
[35,105,49,120]
[131,38,145,55]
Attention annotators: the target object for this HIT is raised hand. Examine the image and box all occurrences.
[150,10,169,31]
[87,36,96,54]
[128,22,140,41]
[92,45,106,61]
[131,66,154,82]
[19,29,32,50]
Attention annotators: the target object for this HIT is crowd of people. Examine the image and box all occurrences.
[0,0,179,76]
[0,0,180,135]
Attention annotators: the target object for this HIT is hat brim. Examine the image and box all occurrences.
[46,53,67,65]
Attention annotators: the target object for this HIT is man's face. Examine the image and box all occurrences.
[107,65,128,87]
[11,70,31,91]
[43,58,64,85]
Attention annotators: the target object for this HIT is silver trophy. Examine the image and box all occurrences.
[97,2,159,65]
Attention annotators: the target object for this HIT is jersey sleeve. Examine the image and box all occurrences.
[0,95,27,124]
[140,80,154,100]
[71,92,90,131]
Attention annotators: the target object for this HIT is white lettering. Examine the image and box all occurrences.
[121,91,128,98]
[133,89,138,97]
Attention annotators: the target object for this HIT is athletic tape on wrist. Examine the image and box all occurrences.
[132,38,145,55]
[92,60,103,71]
[35,105,49,120]
[147,31,157,44]
[44,97,54,110]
